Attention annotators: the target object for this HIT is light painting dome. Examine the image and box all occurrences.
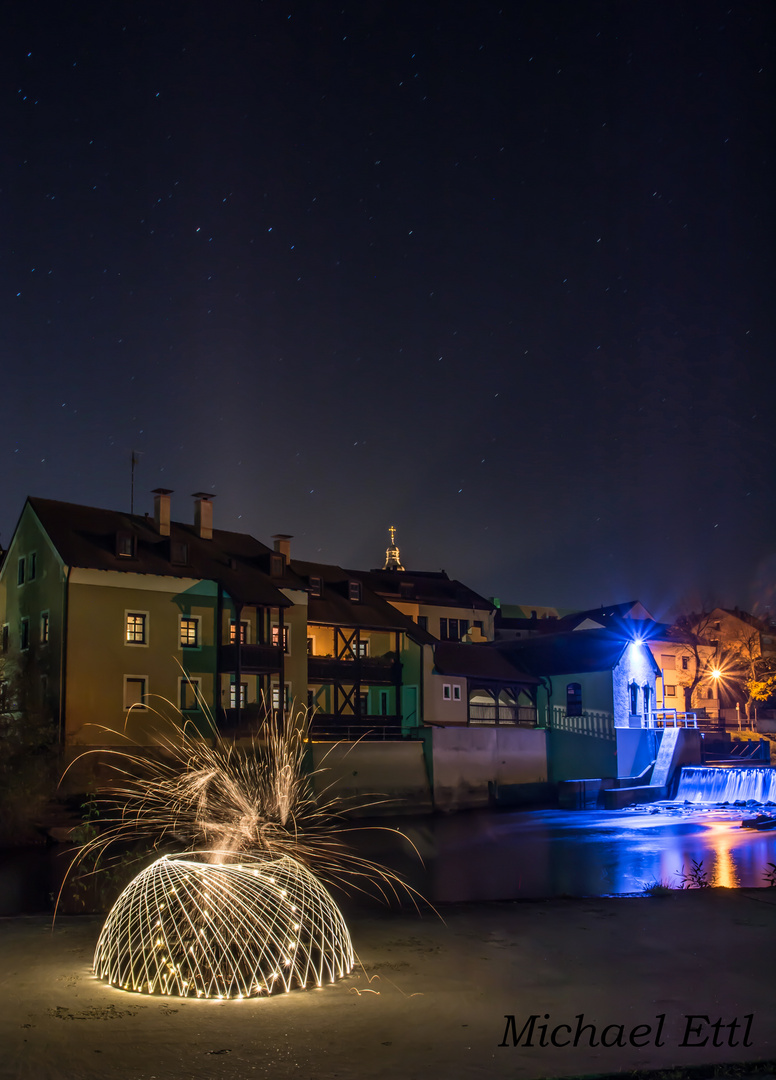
[93,853,354,999]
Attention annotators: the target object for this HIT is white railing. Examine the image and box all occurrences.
[645,709,698,729]
[551,707,615,739]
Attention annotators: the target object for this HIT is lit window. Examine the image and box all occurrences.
[180,617,199,649]
[355,639,369,659]
[309,576,322,597]
[179,678,201,711]
[348,580,362,602]
[20,618,30,651]
[124,676,147,710]
[229,620,248,644]
[271,625,290,653]
[230,681,248,708]
[125,612,147,645]
[452,685,462,701]
[40,612,50,645]
[442,684,451,700]
[566,682,582,716]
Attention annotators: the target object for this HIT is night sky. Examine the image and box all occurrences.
[3,1,774,619]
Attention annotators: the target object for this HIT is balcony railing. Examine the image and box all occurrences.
[468,704,538,726]
[308,713,406,741]
[218,643,284,673]
[307,655,400,684]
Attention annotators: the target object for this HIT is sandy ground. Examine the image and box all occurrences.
[0,889,774,1080]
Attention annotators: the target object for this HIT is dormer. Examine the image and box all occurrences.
[116,531,136,559]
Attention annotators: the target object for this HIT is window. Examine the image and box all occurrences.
[452,685,462,701]
[2,625,8,654]
[459,620,469,639]
[271,624,290,652]
[17,558,25,586]
[355,639,369,659]
[440,618,461,641]
[348,580,362,602]
[440,618,447,640]
[40,612,50,645]
[270,554,284,577]
[271,684,290,712]
[309,576,322,597]
[116,532,135,558]
[665,684,677,697]
[417,615,428,631]
[179,678,201,711]
[442,684,451,700]
[380,691,389,716]
[229,620,248,644]
[629,682,639,715]
[307,637,314,655]
[124,676,147,710]
[643,684,651,716]
[566,682,582,717]
[358,692,368,715]
[20,618,30,651]
[230,681,248,708]
[706,685,715,699]
[28,553,37,581]
[125,612,147,645]
[474,620,483,632]
[180,617,199,649]
[170,541,189,565]
[681,656,689,670]
[399,582,414,600]
[660,654,676,670]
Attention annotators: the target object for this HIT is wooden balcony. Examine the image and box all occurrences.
[218,643,283,674]
[307,655,401,685]
[468,704,538,726]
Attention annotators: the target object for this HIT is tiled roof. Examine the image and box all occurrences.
[349,568,495,612]
[27,497,298,608]
[497,628,660,677]
[292,558,436,642]
[433,642,538,684]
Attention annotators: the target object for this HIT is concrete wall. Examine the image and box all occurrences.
[429,725,548,811]
[308,739,433,814]
[547,728,617,783]
[615,727,661,778]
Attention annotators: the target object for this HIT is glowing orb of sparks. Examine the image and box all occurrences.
[93,853,354,998]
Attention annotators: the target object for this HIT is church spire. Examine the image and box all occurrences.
[383,524,405,571]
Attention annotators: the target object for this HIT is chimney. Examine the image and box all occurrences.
[152,488,173,536]
[192,492,214,540]
[272,534,292,561]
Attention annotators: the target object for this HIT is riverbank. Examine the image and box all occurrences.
[1,888,774,1080]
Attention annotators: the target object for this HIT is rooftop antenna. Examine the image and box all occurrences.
[130,450,142,514]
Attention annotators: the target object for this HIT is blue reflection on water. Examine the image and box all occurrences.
[363,804,776,902]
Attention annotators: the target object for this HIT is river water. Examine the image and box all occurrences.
[2,804,775,915]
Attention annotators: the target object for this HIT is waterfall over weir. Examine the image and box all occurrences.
[675,766,776,804]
